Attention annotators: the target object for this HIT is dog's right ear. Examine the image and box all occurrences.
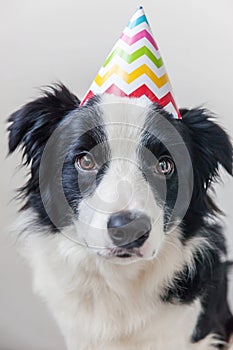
[8,84,80,164]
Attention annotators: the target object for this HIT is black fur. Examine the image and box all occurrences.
[181,108,232,237]
[192,261,233,344]
[136,106,233,344]
[8,85,80,227]
[7,84,233,345]
[8,85,108,228]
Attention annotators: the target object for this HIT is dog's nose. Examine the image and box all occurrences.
[107,211,151,249]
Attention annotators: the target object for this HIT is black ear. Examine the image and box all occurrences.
[8,84,80,164]
[181,108,232,190]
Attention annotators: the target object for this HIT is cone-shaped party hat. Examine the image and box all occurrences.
[80,6,181,119]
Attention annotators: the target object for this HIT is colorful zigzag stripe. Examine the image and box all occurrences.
[81,7,181,119]
[120,30,159,49]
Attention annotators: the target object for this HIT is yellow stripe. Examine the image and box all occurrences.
[94,64,168,88]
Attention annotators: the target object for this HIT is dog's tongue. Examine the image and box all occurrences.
[80,6,181,120]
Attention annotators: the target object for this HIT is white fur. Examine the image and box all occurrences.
[14,209,220,350]
[72,96,164,260]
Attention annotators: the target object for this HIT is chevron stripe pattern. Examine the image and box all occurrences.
[80,6,181,119]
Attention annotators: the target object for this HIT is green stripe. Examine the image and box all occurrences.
[103,47,164,68]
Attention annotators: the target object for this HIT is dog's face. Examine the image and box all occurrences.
[8,85,232,263]
[53,95,192,261]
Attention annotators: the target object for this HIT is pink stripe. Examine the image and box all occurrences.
[120,30,159,50]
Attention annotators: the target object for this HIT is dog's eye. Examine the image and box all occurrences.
[75,153,97,171]
[155,157,174,176]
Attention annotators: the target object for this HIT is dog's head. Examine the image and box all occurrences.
[8,85,232,262]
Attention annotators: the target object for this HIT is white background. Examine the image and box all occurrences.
[0,0,232,349]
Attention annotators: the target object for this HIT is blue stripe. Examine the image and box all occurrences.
[127,15,148,29]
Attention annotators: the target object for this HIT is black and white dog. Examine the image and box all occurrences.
[8,84,233,349]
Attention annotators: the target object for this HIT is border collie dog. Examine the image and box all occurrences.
[8,85,233,350]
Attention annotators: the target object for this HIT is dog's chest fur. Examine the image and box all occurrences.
[32,248,201,350]
[19,213,212,350]
[61,294,201,350]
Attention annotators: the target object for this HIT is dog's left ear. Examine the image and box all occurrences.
[180,108,232,190]
[8,84,80,164]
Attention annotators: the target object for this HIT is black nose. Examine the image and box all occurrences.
[107,211,151,249]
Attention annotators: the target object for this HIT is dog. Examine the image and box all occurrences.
[8,84,233,349]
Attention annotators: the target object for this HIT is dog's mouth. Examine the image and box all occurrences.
[105,247,143,259]
[82,239,143,259]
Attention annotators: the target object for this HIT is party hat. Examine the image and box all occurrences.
[80,6,181,119]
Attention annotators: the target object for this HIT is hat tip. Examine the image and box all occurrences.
[138,5,143,10]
